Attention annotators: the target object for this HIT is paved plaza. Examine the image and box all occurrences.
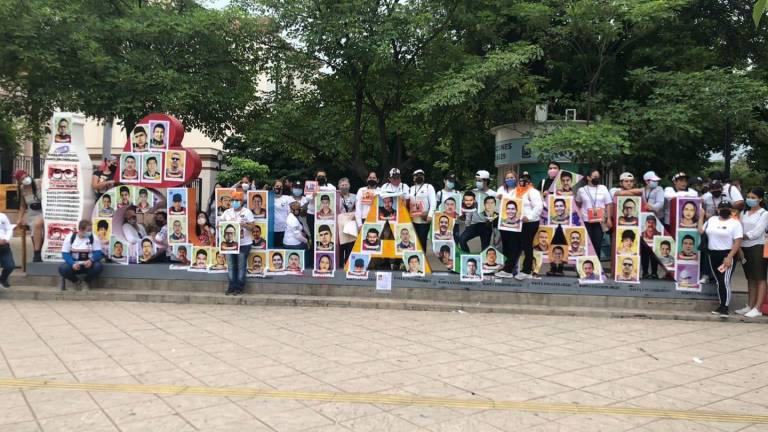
[1,300,767,431]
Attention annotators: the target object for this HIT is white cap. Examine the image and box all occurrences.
[643,171,661,181]
[619,172,634,181]
[389,168,401,177]
[475,170,490,180]
[413,169,425,176]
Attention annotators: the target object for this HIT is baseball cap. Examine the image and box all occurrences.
[672,172,688,181]
[475,170,490,180]
[172,193,182,202]
[413,169,425,176]
[13,170,28,181]
[619,172,634,181]
[717,199,732,209]
[643,171,661,181]
[389,168,401,178]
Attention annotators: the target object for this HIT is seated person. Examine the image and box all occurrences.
[122,207,148,248]
[58,219,104,290]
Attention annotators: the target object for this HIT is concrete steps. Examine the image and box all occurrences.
[1,284,764,323]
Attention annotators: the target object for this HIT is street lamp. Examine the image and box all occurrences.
[216,150,224,171]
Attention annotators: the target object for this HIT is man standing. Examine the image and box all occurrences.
[219,191,255,295]
[381,168,410,197]
[408,169,437,250]
[58,220,104,291]
[0,211,15,288]
[458,170,493,252]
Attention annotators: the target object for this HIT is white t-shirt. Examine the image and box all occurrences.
[663,187,699,224]
[307,184,336,215]
[408,183,437,223]
[380,182,410,196]
[355,186,379,225]
[61,233,103,262]
[274,195,309,232]
[0,213,12,242]
[740,208,768,248]
[283,213,305,246]
[575,185,612,221]
[122,222,147,245]
[704,216,743,251]
[219,207,255,246]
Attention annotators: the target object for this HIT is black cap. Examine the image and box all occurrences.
[718,200,732,209]
[172,193,182,202]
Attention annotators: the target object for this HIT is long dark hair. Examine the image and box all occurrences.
[743,187,766,213]
[195,211,212,236]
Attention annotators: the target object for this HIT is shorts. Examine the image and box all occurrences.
[742,245,768,281]
[27,210,44,236]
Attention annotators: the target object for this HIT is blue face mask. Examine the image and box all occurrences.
[746,198,760,208]
[445,181,455,190]
[292,188,303,197]
[505,178,517,188]
[232,200,241,210]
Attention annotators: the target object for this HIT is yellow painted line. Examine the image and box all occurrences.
[0,378,765,424]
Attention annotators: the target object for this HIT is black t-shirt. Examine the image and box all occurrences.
[94,169,115,184]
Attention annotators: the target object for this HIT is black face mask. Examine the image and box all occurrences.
[414,176,424,184]
[367,179,377,187]
[317,176,327,185]
[719,209,731,218]
[590,177,601,186]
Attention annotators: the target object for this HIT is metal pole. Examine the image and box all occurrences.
[102,117,113,159]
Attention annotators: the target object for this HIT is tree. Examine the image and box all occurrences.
[216,156,270,186]
[527,122,630,168]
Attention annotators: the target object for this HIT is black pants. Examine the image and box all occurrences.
[459,223,492,253]
[584,222,604,260]
[413,222,430,252]
[273,231,284,248]
[699,248,713,278]
[709,249,734,309]
[501,222,539,274]
[340,242,354,268]
[0,245,14,282]
[640,243,658,276]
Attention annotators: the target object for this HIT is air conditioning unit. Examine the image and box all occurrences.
[535,104,548,122]
[565,109,577,121]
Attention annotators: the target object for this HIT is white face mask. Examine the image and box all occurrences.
[22,177,33,186]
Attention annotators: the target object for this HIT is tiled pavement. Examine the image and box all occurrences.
[1,300,767,431]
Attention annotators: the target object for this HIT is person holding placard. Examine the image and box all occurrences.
[355,171,380,226]
[408,169,437,251]
[219,191,255,295]
[575,168,612,260]
[496,172,542,280]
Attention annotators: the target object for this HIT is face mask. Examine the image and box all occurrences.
[340,186,350,193]
[21,177,32,186]
[746,198,760,208]
[414,176,424,184]
[292,188,303,197]
[241,183,250,190]
[274,187,282,194]
[445,180,455,190]
[367,179,377,187]
[475,181,484,189]
[505,178,517,188]
[719,209,731,218]
[648,181,658,188]
[84,230,92,237]
[317,176,327,185]
[590,177,601,186]
[197,217,206,225]
[547,168,558,179]
[232,200,242,210]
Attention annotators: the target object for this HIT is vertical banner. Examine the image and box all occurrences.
[42,113,94,261]
[614,196,641,283]
[672,197,702,291]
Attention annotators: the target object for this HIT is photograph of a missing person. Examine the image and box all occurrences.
[247,251,267,277]
[189,246,210,272]
[116,185,134,209]
[314,223,336,252]
[148,120,170,150]
[676,229,700,261]
[168,217,188,244]
[315,192,336,221]
[209,248,228,273]
[654,236,676,270]
[433,241,455,271]
[53,116,72,143]
[131,124,149,152]
[548,195,573,226]
[216,188,236,217]
[402,251,426,277]
[482,246,504,274]
[361,222,384,252]
[565,227,587,258]
[460,254,483,282]
[616,227,640,256]
[438,192,460,218]
[268,249,286,275]
[167,188,187,216]
[432,212,454,241]
[377,195,398,221]
[119,153,140,183]
[251,222,267,250]
[164,150,186,181]
[615,255,640,283]
[141,152,162,182]
[641,213,662,245]
[498,197,523,232]
[617,196,641,227]
[312,252,335,277]
[577,256,603,284]
[137,237,155,264]
[169,243,192,270]
[135,188,153,214]
[284,250,305,275]
[248,191,268,219]
[109,236,128,265]
[98,190,115,217]
[395,224,417,253]
[532,226,553,253]
[677,198,701,229]
[218,222,241,254]
[346,253,371,280]
[675,262,700,291]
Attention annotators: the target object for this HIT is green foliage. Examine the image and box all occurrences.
[216,157,270,186]
[528,122,630,167]
[755,0,767,26]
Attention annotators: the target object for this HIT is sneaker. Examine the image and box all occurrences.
[641,273,650,280]
[33,251,42,263]
[225,289,234,295]
[648,273,659,280]
[735,306,752,315]
[698,276,709,284]
[80,280,91,291]
[495,271,514,279]
[0,279,9,288]
[514,272,531,281]
[745,308,763,318]
[710,307,729,316]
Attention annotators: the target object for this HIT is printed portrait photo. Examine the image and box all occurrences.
[409,197,426,218]
[53,115,72,143]
[268,249,286,274]
[641,213,662,245]
[216,188,235,217]
[460,254,483,282]
[142,152,162,182]
[251,222,268,250]
[189,246,210,271]
[438,192,461,218]
[131,124,149,152]
[148,120,170,150]
[616,227,640,256]
[167,188,187,216]
[168,217,188,244]
[218,222,241,253]
[170,243,192,268]
[532,226,553,252]
[164,151,186,181]
[498,198,522,232]
[565,227,587,258]
[402,251,426,277]
[432,212,454,241]
[615,255,640,283]
[135,188,153,214]
[617,196,640,227]
[247,251,267,277]
[98,190,115,217]
[676,229,700,261]
[285,251,305,275]
[477,195,498,222]
[137,237,155,264]
[548,196,572,226]
[548,245,569,266]
[315,223,336,252]
[315,192,336,221]
[116,185,134,209]
[577,256,603,284]
[209,248,228,272]
[347,253,371,279]
[654,236,676,270]
[248,191,268,219]
[677,198,701,229]
[395,223,417,253]
[303,180,318,196]
[554,170,576,196]
[482,246,504,274]
[433,240,455,271]
[120,153,140,183]
[313,252,335,277]
[675,262,700,291]
[361,222,384,252]
[109,236,128,265]
[377,195,398,221]
[93,218,111,248]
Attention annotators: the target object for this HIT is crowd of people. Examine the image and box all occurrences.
[3,163,766,317]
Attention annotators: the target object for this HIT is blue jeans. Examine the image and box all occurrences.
[58,261,103,282]
[0,245,14,282]
[226,244,251,291]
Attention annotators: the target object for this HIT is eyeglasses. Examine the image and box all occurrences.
[171,158,180,161]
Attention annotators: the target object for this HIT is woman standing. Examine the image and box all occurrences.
[575,168,613,260]
[496,171,543,280]
[737,188,768,318]
[14,170,44,262]
[702,200,743,316]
